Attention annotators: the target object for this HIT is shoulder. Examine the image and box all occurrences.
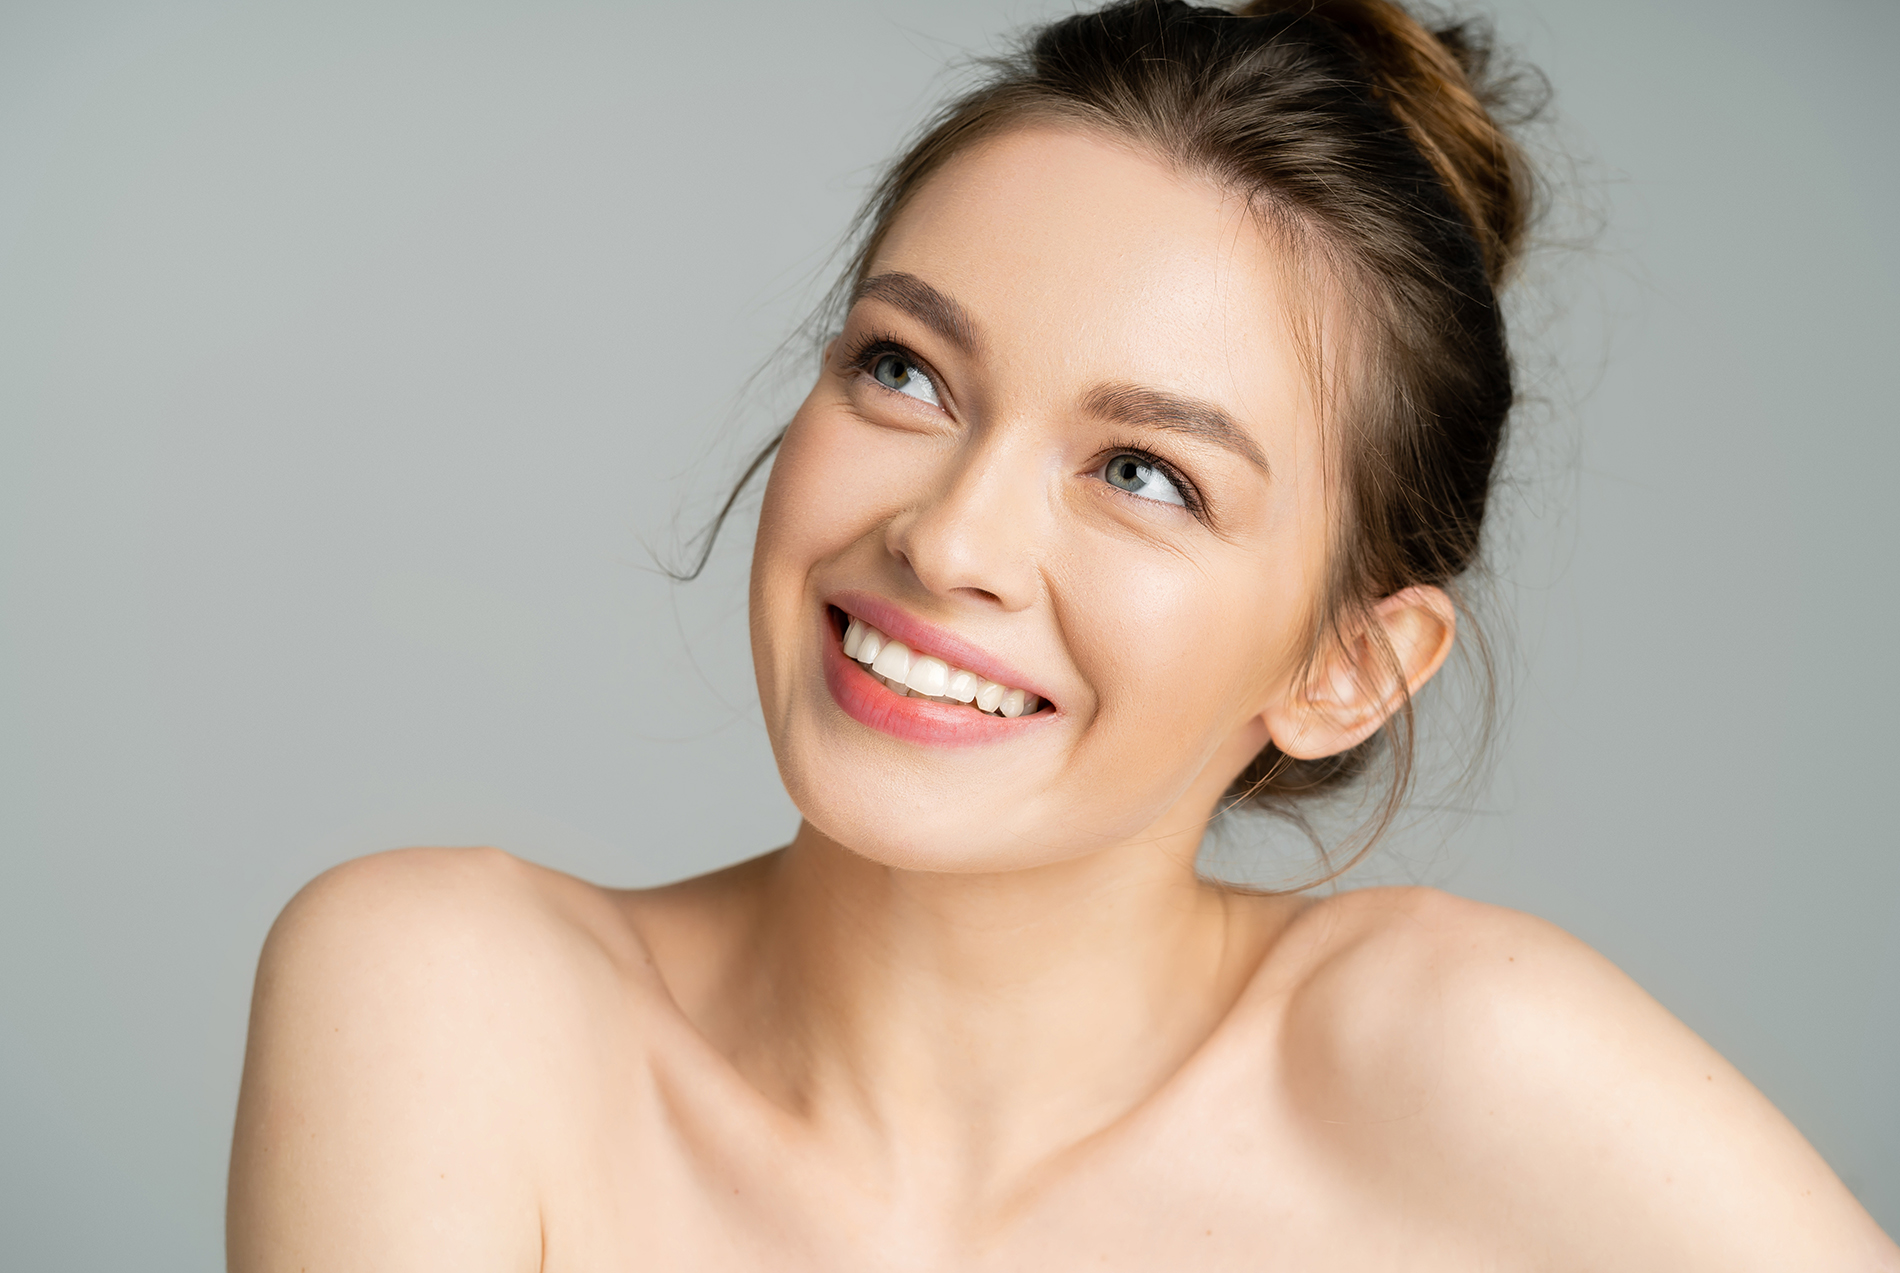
[260,845,656,995]
[1275,885,1607,1080]
[1262,886,1896,1270]
[1263,886,1603,1138]
[243,845,675,1110]
[250,846,667,1060]
[229,847,664,1270]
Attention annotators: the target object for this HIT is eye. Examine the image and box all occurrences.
[1099,451,1186,507]
[868,351,941,407]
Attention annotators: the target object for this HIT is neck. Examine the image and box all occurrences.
[709,821,1278,1199]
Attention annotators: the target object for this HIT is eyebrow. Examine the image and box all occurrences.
[852,272,981,355]
[1083,383,1272,476]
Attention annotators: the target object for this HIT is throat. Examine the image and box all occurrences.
[702,825,1267,1185]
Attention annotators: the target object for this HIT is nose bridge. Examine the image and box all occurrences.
[887,423,1047,609]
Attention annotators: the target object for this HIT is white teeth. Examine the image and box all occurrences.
[840,614,1042,719]
[870,639,912,683]
[945,669,980,703]
[905,655,949,697]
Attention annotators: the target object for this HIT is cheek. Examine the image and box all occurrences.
[753,412,839,678]
[758,409,845,559]
[750,404,922,695]
[755,401,918,568]
[1055,541,1316,760]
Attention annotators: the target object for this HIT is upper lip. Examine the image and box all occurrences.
[827,589,1055,708]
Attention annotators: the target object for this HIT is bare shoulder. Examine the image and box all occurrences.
[243,846,668,1095]
[259,844,659,999]
[229,847,665,1272]
[1261,886,1897,1271]
[1270,885,1613,1071]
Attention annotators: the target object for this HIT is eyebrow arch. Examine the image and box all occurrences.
[1083,383,1272,476]
[852,272,981,355]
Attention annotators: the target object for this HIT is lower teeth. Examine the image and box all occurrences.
[874,672,1010,716]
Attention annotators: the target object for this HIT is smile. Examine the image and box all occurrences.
[820,599,1053,747]
[841,615,1043,718]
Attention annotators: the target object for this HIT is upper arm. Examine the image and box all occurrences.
[228,847,549,1273]
[1283,889,1898,1271]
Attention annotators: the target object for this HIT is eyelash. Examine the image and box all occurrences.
[838,332,1210,523]
[1099,442,1208,521]
[841,332,938,396]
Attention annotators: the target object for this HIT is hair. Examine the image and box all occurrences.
[685,0,1545,885]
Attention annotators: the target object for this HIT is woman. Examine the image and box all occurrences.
[227,1,1898,1267]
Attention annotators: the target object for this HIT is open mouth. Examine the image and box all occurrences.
[828,606,1046,718]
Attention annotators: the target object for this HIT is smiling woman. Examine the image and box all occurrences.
[226,2,1899,1269]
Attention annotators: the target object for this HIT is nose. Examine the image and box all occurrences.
[883,435,1046,611]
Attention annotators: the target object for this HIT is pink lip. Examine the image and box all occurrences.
[826,589,1054,706]
[821,607,1054,749]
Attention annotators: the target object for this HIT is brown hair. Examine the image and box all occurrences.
[691,0,1544,883]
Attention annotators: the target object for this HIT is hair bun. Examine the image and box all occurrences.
[1237,0,1539,285]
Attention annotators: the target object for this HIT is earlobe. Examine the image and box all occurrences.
[1262,586,1457,761]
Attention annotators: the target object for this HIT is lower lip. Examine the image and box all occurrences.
[822,615,1052,748]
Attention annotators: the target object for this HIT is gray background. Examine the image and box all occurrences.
[2,0,1894,1264]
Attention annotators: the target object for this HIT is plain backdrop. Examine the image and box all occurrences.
[2,0,1895,1264]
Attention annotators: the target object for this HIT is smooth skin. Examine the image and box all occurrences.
[229,127,1899,1270]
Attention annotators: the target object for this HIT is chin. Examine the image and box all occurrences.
[788,787,1106,875]
[769,710,1197,878]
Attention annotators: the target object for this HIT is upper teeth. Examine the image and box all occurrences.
[842,616,1041,718]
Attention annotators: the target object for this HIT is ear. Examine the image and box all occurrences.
[1261,586,1457,761]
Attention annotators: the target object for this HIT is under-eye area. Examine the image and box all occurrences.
[829,606,1046,718]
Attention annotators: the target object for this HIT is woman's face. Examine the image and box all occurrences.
[751,126,1337,873]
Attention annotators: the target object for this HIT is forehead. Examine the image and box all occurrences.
[867,126,1318,437]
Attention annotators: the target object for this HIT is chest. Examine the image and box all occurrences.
[530,1072,1489,1273]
